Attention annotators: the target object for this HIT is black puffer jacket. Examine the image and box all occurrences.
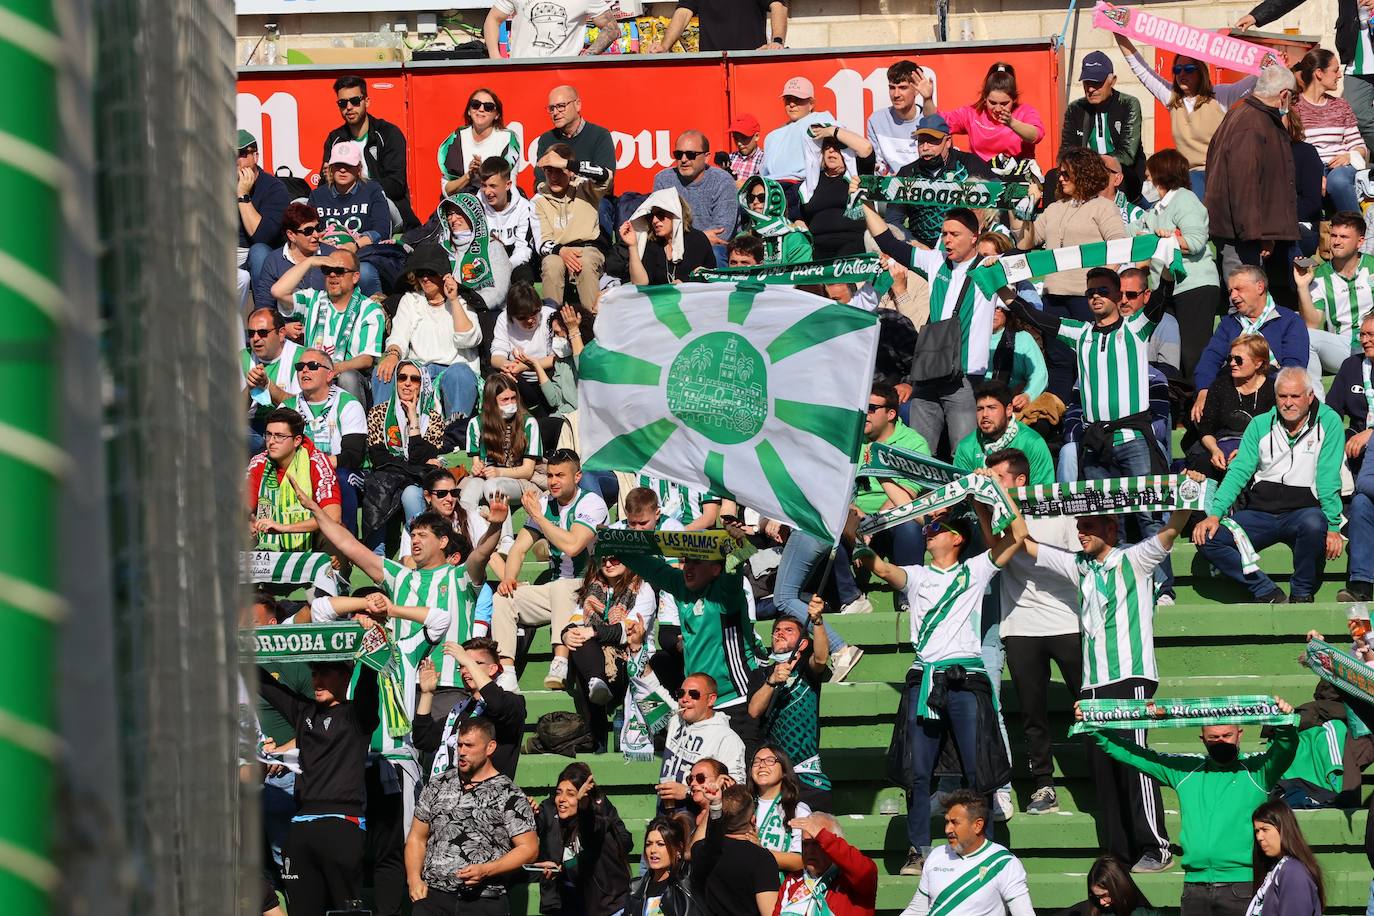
[625,867,697,916]
[1250,0,1360,66]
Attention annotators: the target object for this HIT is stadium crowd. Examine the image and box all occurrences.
[239,2,1374,916]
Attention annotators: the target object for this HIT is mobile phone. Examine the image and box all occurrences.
[1293,256,1317,269]
[720,514,741,526]
[523,864,561,873]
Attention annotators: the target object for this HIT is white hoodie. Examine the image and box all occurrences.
[658,711,746,786]
[482,190,540,269]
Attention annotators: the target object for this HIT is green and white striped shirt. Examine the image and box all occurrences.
[526,490,609,579]
[1309,254,1374,347]
[1034,536,1167,690]
[637,474,719,527]
[466,415,541,465]
[1349,24,1374,77]
[1058,310,1155,444]
[383,559,477,689]
[294,288,385,363]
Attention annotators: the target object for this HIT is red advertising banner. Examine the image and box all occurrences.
[237,41,1062,221]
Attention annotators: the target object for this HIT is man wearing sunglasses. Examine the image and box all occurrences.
[319,75,419,231]
[656,673,747,807]
[253,202,337,313]
[855,470,1027,877]
[242,308,304,452]
[280,348,367,537]
[236,128,289,308]
[1118,267,1180,376]
[653,130,739,267]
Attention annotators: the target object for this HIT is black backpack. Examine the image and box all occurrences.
[524,711,594,757]
[275,166,312,202]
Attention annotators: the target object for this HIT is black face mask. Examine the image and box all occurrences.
[1206,742,1240,764]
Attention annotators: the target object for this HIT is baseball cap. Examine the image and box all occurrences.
[780,76,815,99]
[913,114,950,140]
[237,129,257,151]
[1078,51,1114,83]
[328,142,364,167]
[729,113,761,136]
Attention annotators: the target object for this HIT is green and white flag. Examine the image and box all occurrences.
[858,472,1014,537]
[1010,474,1212,518]
[1069,695,1298,736]
[863,441,964,489]
[970,235,1185,297]
[856,175,1032,209]
[241,550,341,596]
[691,253,885,287]
[578,282,879,543]
[1305,639,1374,707]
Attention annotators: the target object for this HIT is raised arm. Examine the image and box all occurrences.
[286,469,385,582]
[853,545,909,590]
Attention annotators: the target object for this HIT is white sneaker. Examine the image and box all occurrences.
[587,677,612,705]
[830,645,865,682]
[496,668,521,694]
[839,595,873,615]
[544,656,569,690]
[994,787,1015,822]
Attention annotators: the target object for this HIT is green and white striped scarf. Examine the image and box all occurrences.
[1010,474,1212,518]
[622,643,674,761]
[691,254,885,287]
[241,549,341,596]
[1068,695,1298,736]
[1304,639,1374,707]
[863,441,964,488]
[858,473,1013,537]
[1219,517,1262,574]
[970,235,1185,297]
[855,175,1032,210]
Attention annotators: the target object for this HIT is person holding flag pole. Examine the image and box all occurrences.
[856,468,1027,877]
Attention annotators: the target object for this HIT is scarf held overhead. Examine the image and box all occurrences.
[1068,695,1299,736]
[864,441,965,488]
[858,472,1014,537]
[1305,639,1374,707]
[970,235,1186,297]
[1011,473,1214,517]
[857,175,1032,210]
[691,254,886,286]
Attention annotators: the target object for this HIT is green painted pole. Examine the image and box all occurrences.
[0,0,65,912]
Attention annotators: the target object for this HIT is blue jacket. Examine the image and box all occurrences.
[239,168,288,249]
[307,180,392,243]
[1194,306,1309,392]
[252,242,338,313]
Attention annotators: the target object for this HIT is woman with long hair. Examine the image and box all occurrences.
[439,87,522,195]
[532,762,634,916]
[1134,148,1219,380]
[747,743,811,875]
[626,816,694,916]
[1071,855,1159,915]
[1112,34,1256,197]
[459,373,542,510]
[940,62,1045,162]
[1293,47,1366,214]
[1013,146,1126,400]
[1250,799,1324,915]
[1188,334,1275,481]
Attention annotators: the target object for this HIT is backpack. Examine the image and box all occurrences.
[274,166,312,203]
[525,711,594,757]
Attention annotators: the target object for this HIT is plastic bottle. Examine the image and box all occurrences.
[1349,603,1370,648]
[264,26,279,65]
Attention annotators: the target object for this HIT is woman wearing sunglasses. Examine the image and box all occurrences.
[1112,32,1257,198]
[438,88,522,197]
[362,358,446,556]
[252,202,333,313]
[1188,334,1275,482]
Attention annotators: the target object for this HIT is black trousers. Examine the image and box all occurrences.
[364,758,408,916]
[282,817,366,916]
[1179,881,1253,916]
[1171,284,1220,385]
[1003,633,1083,790]
[414,889,511,916]
[1081,677,1170,864]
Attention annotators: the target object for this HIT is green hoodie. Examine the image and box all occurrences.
[438,192,494,291]
[738,176,813,265]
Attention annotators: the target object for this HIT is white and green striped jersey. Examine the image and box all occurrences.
[905,248,996,375]
[1349,24,1374,77]
[1058,310,1155,444]
[465,415,541,464]
[383,559,478,689]
[281,387,366,456]
[1034,536,1168,690]
[525,490,608,579]
[637,474,720,527]
[240,340,303,419]
[294,288,385,363]
[900,553,1001,666]
[1309,255,1374,346]
[913,839,1030,916]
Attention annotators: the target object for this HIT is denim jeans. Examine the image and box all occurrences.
[1198,506,1330,598]
[770,528,849,651]
[372,362,478,421]
[907,376,976,459]
[262,770,297,870]
[357,260,382,297]
[579,468,620,506]
[246,241,274,285]
[1188,170,1207,200]
[1347,74,1374,155]
[337,466,363,537]
[1179,881,1252,916]
[1328,162,1361,215]
[1345,457,1374,584]
[1082,436,1171,592]
[905,679,983,849]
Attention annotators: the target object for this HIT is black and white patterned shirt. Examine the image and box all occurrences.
[414,770,536,894]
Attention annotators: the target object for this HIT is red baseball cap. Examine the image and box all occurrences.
[729,114,761,136]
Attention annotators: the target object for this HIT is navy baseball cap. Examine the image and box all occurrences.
[913,113,951,140]
[1079,51,1114,83]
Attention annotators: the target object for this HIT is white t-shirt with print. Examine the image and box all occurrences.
[496,0,612,59]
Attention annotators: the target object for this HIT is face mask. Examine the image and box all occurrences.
[1207,742,1240,764]
[451,229,474,246]
[769,650,794,665]
[499,403,518,419]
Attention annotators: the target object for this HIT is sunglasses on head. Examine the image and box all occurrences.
[673,688,703,701]
[320,266,353,277]
[293,224,321,236]
[1173,64,1199,75]
[548,448,579,464]
[336,95,366,109]
[295,360,331,372]
[673,149,704,161]
[246,328,275,339]
[397,372,423,383]
[1086,285,1116,298]
[427,487,458,498]
[468,99,498,112]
